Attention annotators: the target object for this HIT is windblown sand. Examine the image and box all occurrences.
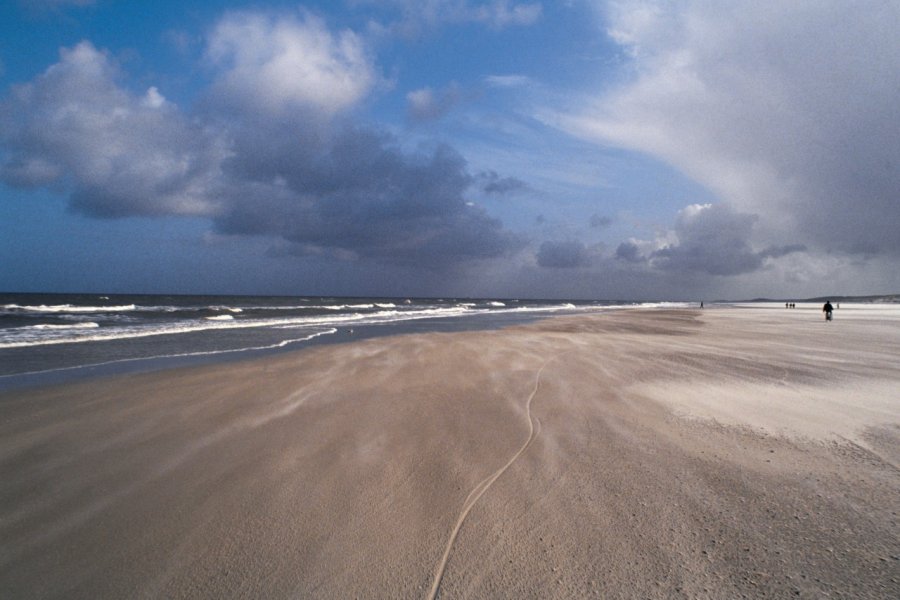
[1,308,898,598]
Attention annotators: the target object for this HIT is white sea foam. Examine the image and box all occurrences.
[0,302,604,350]
[209,306,244,313]
[0,329,340,380]
[322,304,376,310]
[630,302,692,309]
[2,303,137,313]
[488,301,506,307]
[0,310,387,348]
[24,322,100,330]
[5,303,249,315]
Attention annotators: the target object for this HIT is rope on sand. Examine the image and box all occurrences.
[427,357,552,600]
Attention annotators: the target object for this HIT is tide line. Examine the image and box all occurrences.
[0,328,338,381]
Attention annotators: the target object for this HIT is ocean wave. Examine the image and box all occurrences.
[0,311,360,348]
[609,302,692,309]
[1,328,339,379]
[209,306,244,313]
[2,303,137,313]
[322,304,377,310]
[0,302,601,349]
[22,322,100,330]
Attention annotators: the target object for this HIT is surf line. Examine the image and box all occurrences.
[427,356,554,600]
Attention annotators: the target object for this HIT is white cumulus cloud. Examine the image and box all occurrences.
[0,41,225,217]
[206,11,377,117]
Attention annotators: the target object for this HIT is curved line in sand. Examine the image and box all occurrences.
[427,358,552,600]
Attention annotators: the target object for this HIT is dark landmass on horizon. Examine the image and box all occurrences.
[734,293,900,304]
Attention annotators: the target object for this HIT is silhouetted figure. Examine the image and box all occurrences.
[823,301,834,322]
[786,302,789,309]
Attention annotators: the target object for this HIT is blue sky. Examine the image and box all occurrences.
[2,0,898,300]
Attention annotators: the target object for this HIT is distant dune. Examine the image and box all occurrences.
[742,294,900,304]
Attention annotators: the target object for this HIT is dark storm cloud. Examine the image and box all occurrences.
[215,131,523,266]
[567,0,900,272]
[650,204,763,276]
[536,240,591,269]
[615,241,641,262]
[623,203,805,276]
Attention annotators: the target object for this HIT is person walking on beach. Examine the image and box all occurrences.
[823,300,834,322]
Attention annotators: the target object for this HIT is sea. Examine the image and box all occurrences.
[0,293,680,391]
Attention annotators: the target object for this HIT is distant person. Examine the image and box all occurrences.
[786,302,789,309]
[823,301,834,322]
[700,301,703,309]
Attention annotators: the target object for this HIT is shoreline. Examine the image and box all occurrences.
[2,308,898,598]
[0,308,578,393]
[5,300,895,395]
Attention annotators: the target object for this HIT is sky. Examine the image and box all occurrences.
[1,0,898,300]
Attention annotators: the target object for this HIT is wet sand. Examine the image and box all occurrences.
[1,308,898,598]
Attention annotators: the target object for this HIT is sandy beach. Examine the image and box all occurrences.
[1,307,898,598]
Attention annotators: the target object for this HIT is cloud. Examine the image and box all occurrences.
[563,0,900,259]
[477,170,529,195]
[590,213,612,228]
[484,74,533,88]
[363,1,542,37]
[650,204,765,276]
[200,13,523,268]
[0,41,225,217]
[614,241,642,262]
[536,240,592,268]
[470,0,542,27]
[406,83,464,122]
[618,203,805,276]
[214,132,524,267]
[0,25,524,270]
[205,11,377,117]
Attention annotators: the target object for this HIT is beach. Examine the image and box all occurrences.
[1,307,898,598]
